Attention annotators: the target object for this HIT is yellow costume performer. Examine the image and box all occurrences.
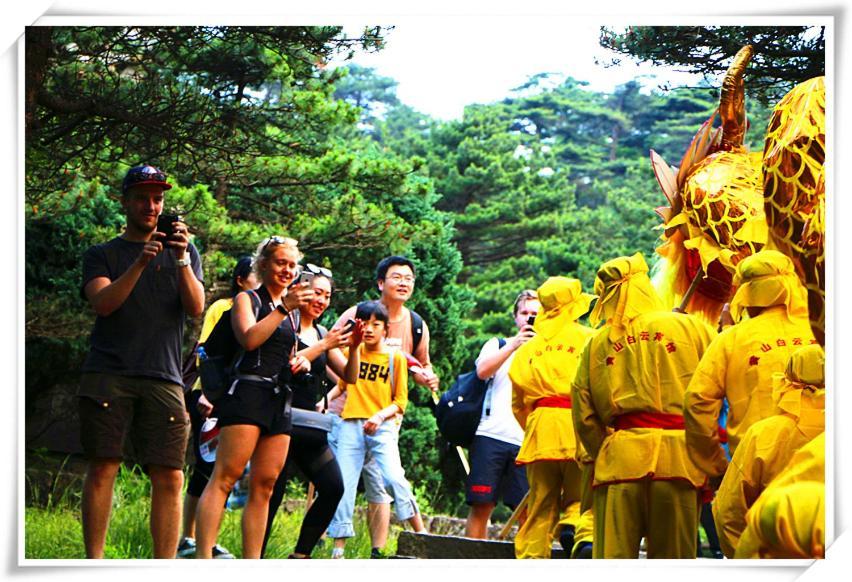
[572,253,716,559]
[734,432,825,558]
[509,277,595,559]
[684,250,815,477]
[712,344,824,557]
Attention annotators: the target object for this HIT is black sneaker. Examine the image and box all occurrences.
[370,547,386,559]
[176,537,196,559]
[212,544,235,559]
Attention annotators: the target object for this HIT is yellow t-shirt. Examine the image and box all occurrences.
[684,306,816,476]
[192,297,233,391]
[340,344,408,420]
[571,311,716,488]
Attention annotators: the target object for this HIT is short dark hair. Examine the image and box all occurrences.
[355,300,389,326]
[230,256,254,297]
[376,255,416,282]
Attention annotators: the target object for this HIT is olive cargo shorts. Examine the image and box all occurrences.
[78,372,189,470]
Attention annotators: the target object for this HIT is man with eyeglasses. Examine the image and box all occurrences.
[464,290,537,539]
[326,255,437,558]
[78,164,205,558]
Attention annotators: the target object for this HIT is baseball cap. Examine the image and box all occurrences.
[122,164,173,194]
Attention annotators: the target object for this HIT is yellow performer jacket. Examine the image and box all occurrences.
[713,344,825,557]
[509,277,595,465]
[683,306,816,477]
[572,311,716,488]
[734,432,825,559]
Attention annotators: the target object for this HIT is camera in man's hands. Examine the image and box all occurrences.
[527,315,536,327]
[157,213,182,240]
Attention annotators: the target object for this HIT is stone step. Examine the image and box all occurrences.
[395,531,567,559]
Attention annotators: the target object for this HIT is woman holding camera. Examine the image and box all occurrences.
[195,236,314,559]
[261,265,359,558]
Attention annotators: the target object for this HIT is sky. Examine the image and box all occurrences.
[333,18,709,120]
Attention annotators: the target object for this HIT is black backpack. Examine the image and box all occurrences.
[434,338,506,448]
[197,290,262,402]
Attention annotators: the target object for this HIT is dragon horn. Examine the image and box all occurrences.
[719,45,753,150]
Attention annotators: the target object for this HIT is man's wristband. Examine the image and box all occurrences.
[276,303,288,316]
[176,255,191,268]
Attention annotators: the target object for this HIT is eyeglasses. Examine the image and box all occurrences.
[386,274,415,284]
[305,263,333,279]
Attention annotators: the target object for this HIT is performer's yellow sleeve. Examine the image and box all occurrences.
[571,339,607,459]
[684,331,731,477]
[713,425,764,557]
[512,379,531,430]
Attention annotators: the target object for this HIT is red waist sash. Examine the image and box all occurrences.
[533,396,572,410]
[613,411,685,430]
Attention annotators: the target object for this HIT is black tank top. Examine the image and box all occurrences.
[234,285,296,378]
[290,322,330,410]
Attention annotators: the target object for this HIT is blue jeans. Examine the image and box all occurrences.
[326,418,419,539]
[328,414,393,504]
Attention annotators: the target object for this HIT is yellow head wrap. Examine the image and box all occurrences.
[534,277,596,340]
[589,253,665,341]
[729,250,809,322]
[771,344,825,428]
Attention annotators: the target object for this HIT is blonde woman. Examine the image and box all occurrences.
[194,236,314,559]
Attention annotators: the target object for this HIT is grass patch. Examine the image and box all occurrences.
[25,464,404,559]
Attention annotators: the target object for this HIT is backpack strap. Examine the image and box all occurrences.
[483,337,508,417]
[389,349,395,400]
[410,309,424,354]
[230,289,263,374]
[316,324,329,411]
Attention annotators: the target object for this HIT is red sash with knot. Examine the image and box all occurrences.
[533,396,572,410]
[612,411,685,430]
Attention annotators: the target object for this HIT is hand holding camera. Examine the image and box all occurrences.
[154,213,191,260]
[323,319,355,350]
[344,318,363,347]
[513,315,537,349]
[283,271,315,311]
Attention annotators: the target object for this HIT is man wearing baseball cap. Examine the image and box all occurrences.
[78,164,205,558]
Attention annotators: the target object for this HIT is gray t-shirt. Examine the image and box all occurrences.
[80,236,203,386]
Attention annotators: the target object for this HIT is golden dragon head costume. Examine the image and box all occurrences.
[651,45,768,326]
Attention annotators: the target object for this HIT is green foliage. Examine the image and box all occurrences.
[599,25,826,104]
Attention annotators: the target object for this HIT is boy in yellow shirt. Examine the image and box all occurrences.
[326,300,426,554]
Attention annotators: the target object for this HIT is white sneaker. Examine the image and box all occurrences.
[331,547,345,559]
